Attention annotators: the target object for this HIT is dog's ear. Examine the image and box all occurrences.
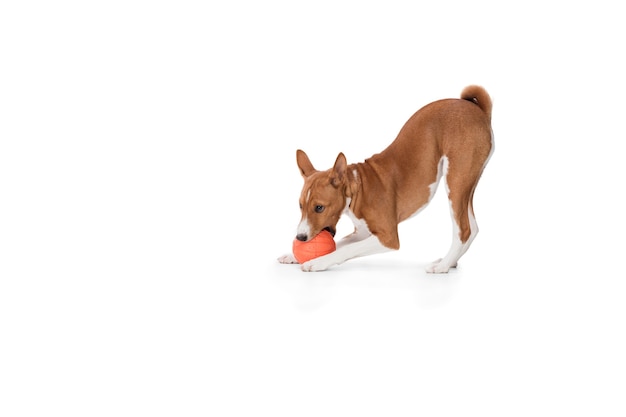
[296,149,317,178]
[331,152,347,187]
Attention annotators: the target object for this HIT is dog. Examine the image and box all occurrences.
[278,85,493,272]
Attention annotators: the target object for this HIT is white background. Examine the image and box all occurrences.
[1,1,625,416]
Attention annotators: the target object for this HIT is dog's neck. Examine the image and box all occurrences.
[344,164,361,201]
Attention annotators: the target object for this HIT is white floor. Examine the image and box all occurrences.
[2,1,626,416]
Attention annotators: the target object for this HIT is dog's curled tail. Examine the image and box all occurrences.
[461,85,492,121]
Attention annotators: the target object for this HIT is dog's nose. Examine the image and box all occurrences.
[295,233,308,242]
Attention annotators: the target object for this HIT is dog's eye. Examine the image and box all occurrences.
[299,203,303,209]
[315,205,325,213]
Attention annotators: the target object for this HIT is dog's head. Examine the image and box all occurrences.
[294,149,355,242]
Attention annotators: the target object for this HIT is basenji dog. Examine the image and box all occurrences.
[278,85,493,272]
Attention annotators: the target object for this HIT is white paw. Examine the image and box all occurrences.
[426,258,456,274]
[277,253,298,264]
[301,258,329,272]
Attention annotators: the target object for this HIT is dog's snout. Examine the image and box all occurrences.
[295,233,308,242]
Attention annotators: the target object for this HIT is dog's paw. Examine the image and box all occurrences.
[425,258,456,274]
[300,258,329,272]
[277,253,298,264]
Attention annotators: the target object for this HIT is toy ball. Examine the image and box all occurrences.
[292,230,336,264]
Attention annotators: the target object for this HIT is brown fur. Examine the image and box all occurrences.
[297,85,493,253]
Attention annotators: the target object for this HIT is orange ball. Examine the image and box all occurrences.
[292,230,336,264]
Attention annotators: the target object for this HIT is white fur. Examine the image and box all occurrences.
[296,217,310,238]
[431,157,447,200]
[277,253,298,264]
[336,199,371,248]
[406,156,447,220]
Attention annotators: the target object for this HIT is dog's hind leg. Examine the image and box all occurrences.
[427,158,482,273]
[427,197,478,273]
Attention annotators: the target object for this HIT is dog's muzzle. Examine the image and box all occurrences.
[296,227,335,242]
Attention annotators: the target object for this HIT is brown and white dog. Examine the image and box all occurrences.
[278,86,493,272]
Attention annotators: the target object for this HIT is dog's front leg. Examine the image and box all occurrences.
[335,212,373,249]
[336,228,371,249]
[301,235,391,272]
[277,253,298,264]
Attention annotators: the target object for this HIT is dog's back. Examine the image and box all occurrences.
[358,86,493,225]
